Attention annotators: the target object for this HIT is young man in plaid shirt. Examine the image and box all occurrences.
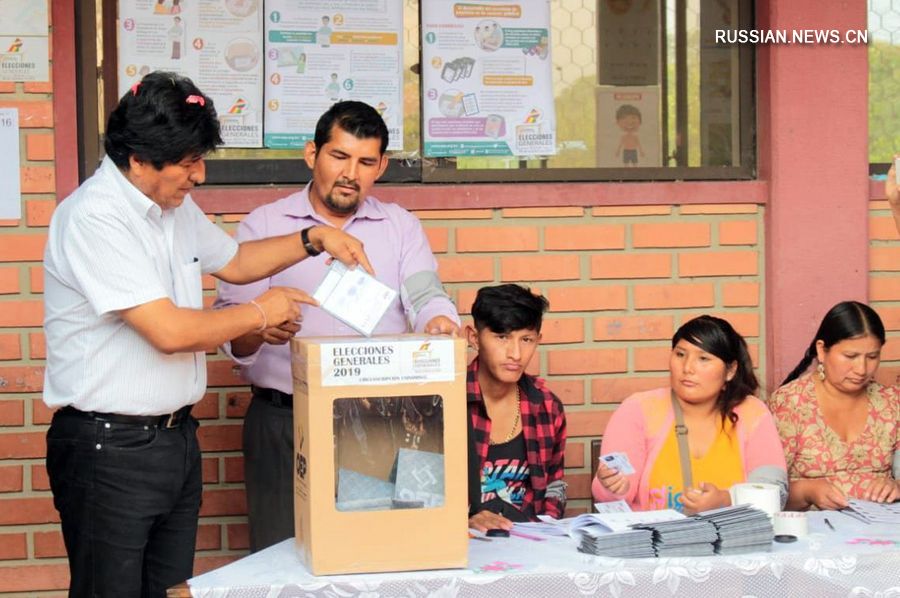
[466,284,567,532]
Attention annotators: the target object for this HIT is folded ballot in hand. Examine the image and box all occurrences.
[313,261,398,336]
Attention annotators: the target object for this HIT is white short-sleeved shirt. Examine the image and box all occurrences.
[43,156,238,414]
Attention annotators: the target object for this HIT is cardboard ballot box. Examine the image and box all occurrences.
[290,334,468,575]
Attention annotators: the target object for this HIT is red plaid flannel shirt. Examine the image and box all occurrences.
[467,359,567,520]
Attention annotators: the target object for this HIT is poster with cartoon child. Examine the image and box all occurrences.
[595,85,661,167]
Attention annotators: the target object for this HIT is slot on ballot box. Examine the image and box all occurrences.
[291,334,468,575]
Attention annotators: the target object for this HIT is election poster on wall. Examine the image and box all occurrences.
[595,85,661,168]
[421,1,556,157]
[118,0,264,147]
[263,0,404,151]
[0,1,49,82]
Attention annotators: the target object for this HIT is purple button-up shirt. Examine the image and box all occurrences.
[214,184,460,394]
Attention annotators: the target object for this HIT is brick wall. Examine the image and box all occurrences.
[869,199,900,386]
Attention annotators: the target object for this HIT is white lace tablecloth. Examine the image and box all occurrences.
[188,511,900,597]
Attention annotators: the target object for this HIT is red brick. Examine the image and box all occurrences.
[680,204,757,214]
[0,268,19,294]
[456,226,539,252]
[0,497,58,524]
[33,531,66,558]
[206,360,244,387]
[632,222,710,248]
[32,399,54,425]
[25,133,55,161]
[633,283,715,309]
[191,393,219,419]
[224,456,244,483]
[221,213,245,223]
[590,253,671,279]
[424,227,448,253]
[0,431,45,458]
[0,301,43,327]
[201,274,216,291]
[0,399,24,426]
[870,277,900,302]
[634,346,671,372]
[197,424,242,452]
[564,440,585,468]
[436,256,494,283]
[0,366,43,393]
[199,489,247,516]
[414,209,492,220]
[681,311,760,338]
[546,286,627,312]
[0,465,23,492]
[0,334,21,360]
[719,220,758,245]
[0,563,69,591]
[501,255,579,281]
[544,378,584,405]
[24,78,53,93]
[544,224,625,250]
[196,524,222,551]
[455,287,479,315]
[723,281,760,307]
[592,206,671,216]
[202,457,219,483]
[29,331,46,359]
[593,315,673,341]
[547,348,627,375]
[540,317,584,344]
[0,82,16,93]
[0,100,53,127]
[566,410,614,437]
[879,307,900,331]
[0,235,47,261]
[870,247,900,272]
[31,464,49,491]
[678,251,758,277]
[566,472,594,500]
[227,523,250,550]
[30,265,43,293]
[25,200,55,227]
[193,555,242,576]
[502,207,583,218]
[870,216,900,241]
[21,165,55,193]
[0,533,26,560]
[225,391,251,418]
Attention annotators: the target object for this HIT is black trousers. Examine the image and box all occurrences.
[46,409,202,598]
[243,393,295,552]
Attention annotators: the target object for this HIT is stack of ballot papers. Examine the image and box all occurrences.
[841,499,900,524]
[578,527,656,558]
[694,504,775,554]
[632,518,719,557]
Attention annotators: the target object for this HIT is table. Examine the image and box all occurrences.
[186,512,900,597]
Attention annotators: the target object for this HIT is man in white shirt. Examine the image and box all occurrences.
[43,71,371,598]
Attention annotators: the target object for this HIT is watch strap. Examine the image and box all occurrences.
[301,226,321,256]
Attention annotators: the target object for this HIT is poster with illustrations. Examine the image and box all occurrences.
[263,0,404,151]
[421,1,556,157]
[118,0,264,147]
[595,85,661,167]
[597,0,660,86]
[0,1,49,82]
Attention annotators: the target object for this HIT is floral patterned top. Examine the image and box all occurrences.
[769,373,900,497]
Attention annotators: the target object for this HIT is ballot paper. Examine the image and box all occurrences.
[313,261,398,336]
[842,499,900,524]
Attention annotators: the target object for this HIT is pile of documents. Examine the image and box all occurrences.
[578,527,656,558]
[694,504,775,554]
[841,499,900,524]
[632,518,719,557]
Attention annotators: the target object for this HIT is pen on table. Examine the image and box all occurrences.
[824,517,836,532]
[509,529,545,542]
[468,532,491,542]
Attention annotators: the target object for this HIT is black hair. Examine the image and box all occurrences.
[672,315,758,425]
[471,284,549,334]
[104,71,222,170]
[314,100,389,155]
[781,301,886,386]
[615,104,642,121]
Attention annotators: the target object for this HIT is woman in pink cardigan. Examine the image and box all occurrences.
[592,315,787,513]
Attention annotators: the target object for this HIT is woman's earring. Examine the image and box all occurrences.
[816,362,825,381]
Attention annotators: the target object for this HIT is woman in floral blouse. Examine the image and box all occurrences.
[770,301,900,510]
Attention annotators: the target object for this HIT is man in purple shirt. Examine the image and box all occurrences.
[215,101,460,551]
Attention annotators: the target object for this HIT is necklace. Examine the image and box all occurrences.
[489,387,521,445]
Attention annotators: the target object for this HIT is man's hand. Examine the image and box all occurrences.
[310,226,375,276]
[253,287,317,329]
[259,321,302,345]
[425,315,459,336]
[681,482,730,515]
[858,478,900,503]
[468,510,513,533]
[797,478,848,510]
[595,461,630,496]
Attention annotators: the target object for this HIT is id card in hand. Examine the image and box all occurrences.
[313,261,397,336]
[599,451,635,475]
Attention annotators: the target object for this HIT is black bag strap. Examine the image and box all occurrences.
[670,390,693,490]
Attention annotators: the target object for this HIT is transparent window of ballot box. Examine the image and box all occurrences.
[333,395,445,512]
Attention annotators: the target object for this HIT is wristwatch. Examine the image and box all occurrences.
[301,226,321,256]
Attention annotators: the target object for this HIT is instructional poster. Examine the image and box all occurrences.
[421,1,556,157]
[595,85,661,168]
[0,1,49,82]
[118,0,264,147]
[263,0,404,150]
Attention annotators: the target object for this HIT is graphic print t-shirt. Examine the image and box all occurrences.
[480,432,530,508]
